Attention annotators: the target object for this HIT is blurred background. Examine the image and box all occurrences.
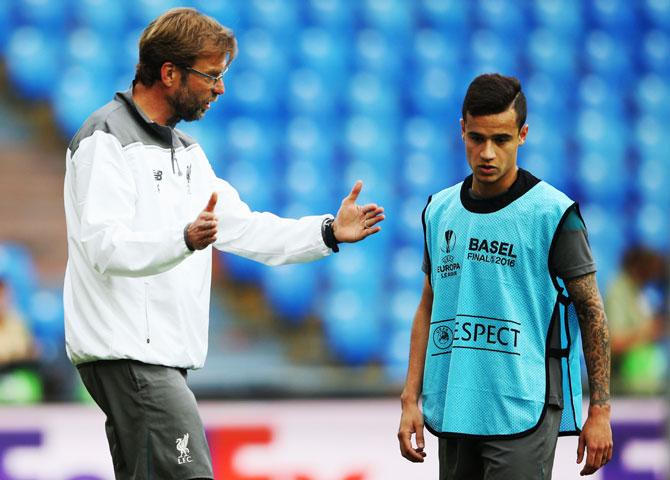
[0,0,667,478]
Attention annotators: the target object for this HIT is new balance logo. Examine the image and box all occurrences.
[176,433,193,464]
[153,170,163,181]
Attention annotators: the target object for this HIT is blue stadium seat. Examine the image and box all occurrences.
[589,0,640,35]
[578,74,625,116]
[583,30,634,87]
[325,245,384,292]
[347,72,399,118]
[576,151,628,204]
[224,158,277,212]
[396,194,430,247]
[403,116,450,156]
[580,204,628,289]
[409,66,460,118]
[524,112,570,148]
[129,0,184,30]
[262,263,319,323]
[285,116,335,164]
[53,66,112,138]
[306,0,356,30]
[361,0,413,38]
[644,0,670,29]
[297,28,348,91]
[227,69,279,114]
[635,74,670,117]
[29,289,65,362]
[65,28,116,78]
[400,152,443,198]
[636,158,670,208]
[641,30,670,75]
[389,288,421,336]
[391,247,426,289]
[284,160,333,212]
[287,68,335,116]
[469,29,519,78]
[527,28,578,81]
[225,116,278,162]
[5,27,61,100]
[635,203,669,251]
[418,0,470,33]
[243,0,298,35]
[413,28,463,72]
[475,0,528,42]
[355,29,401,80]
[575,109,628,159]
[344,115,396,164]
[235,28,288,90]
[532,0,584,37]
[0,1,13,53]
[74,0,127,35]
[219,252,266,283]
[525,73,571,119]
[634,114,666,161]
[520,149,570,193]
[192,0,243,30]
[117,26,142,83]
[321,287,384,365]
[15,0,68,31]
[383,326,411,383]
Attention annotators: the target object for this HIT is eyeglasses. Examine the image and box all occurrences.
[183,66,228,86]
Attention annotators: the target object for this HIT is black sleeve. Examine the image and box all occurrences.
[550,207,597,280]
[422,246,431,274]
[421,195,433,274]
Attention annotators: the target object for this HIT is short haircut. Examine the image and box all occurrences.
[462,73,527,131]
[135,7,237,86]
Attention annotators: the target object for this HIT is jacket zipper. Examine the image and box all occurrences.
[144,281,150,344]
[171,142,182,176]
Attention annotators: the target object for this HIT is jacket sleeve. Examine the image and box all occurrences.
[71,130,192,277]
[208,172,333,265]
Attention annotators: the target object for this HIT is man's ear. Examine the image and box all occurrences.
[160,62,178,87]
[518,124,529,145]
[460,118,466,141]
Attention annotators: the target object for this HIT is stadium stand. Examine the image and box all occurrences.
[0,0,667,386]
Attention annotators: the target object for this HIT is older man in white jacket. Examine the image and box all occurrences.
[63,8,384,480]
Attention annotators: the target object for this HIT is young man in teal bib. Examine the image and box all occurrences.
[398,74,613,479]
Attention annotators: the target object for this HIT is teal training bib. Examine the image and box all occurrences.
[422,179,583,438]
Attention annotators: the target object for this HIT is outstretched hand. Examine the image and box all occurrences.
[186,192,218,250]
[333,180,385,243]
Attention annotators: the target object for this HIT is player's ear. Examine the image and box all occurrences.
[460,118,466,141]
[518,124,528,145]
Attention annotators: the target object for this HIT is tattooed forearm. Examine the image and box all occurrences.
[565,272,611,406]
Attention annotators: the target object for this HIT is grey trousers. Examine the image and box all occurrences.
[438,406,563,480]
[78,360,213,480]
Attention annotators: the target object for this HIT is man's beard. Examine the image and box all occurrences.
[166,84,211,126]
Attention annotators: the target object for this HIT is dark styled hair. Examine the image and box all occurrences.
[461,73,527,131]
[135,7,237,86]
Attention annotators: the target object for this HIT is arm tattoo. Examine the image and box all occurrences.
[565,272,611,406]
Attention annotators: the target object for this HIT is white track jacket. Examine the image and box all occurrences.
[64,90,331,369]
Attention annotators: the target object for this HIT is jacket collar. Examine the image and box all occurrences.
[115,86,176,148]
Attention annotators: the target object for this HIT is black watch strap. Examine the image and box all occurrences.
[321,218,339,252]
